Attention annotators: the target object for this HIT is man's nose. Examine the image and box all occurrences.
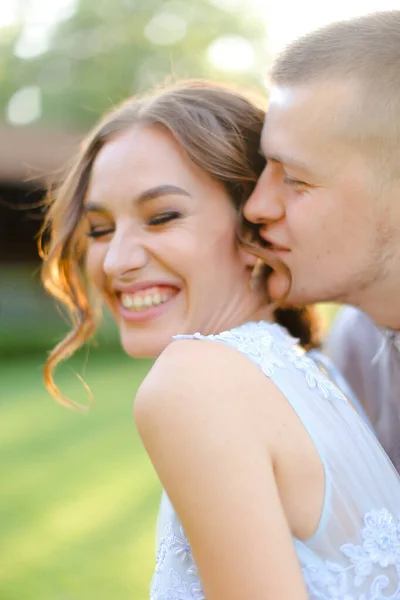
[244,167,286,225]
[103,229,149,279]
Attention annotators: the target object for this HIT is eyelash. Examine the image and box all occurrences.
[147,211,182,226]
[283,176,307,189]
[86,211,182,239]
[86,228,113,239]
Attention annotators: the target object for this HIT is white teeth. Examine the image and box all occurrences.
[121,290,173,311]
[121,295,133,308]
[132,296,144,309]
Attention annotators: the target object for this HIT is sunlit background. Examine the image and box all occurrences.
[1,0,399,124]
[0,1,397,598]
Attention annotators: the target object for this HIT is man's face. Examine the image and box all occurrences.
[244,82,399,311]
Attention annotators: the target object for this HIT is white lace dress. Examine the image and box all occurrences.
[150,321,400,600]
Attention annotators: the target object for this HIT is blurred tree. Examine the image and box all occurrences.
[0,0,268,130]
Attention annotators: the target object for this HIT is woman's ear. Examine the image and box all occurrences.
[239,247,259,268]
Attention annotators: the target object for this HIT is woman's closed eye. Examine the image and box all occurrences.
[85,211,183,239]
[147,211,183,226]
[86,226,114,239]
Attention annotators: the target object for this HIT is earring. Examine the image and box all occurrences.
[249,258,264,291]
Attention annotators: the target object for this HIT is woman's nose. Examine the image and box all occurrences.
[103,230,149,279]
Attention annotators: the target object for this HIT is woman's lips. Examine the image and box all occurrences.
[117,285,180,323]
[120,285,176,311]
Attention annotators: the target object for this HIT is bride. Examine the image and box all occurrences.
[40,80,400,599]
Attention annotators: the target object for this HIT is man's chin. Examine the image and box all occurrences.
[283,286,347,307]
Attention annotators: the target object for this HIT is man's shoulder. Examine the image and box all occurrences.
[332,305,375,329]
[328,306,382,350]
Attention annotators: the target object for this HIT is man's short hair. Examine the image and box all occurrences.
[270,11,400,180]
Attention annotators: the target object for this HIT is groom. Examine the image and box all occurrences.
[244,10,400,470]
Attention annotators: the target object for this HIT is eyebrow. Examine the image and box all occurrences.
[84,184,191,213]
[135,184,191,206]
[265,153,312,173]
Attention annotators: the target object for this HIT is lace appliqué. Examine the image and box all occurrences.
[175,322,345,401]
[303,509,400,599]
[151,523,205,600]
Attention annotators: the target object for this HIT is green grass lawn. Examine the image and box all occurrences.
[0,350,161,600]
[0,301,341,600]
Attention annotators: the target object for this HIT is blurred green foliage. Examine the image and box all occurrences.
[0,0,267,130]
[0,265,121,357]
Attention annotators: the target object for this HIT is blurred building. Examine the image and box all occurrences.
[0,124,82,263]
[0,125,85,356]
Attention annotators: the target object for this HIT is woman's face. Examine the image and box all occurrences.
[84,124,258,357]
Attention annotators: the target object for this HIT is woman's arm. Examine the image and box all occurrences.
[134,339,309,600]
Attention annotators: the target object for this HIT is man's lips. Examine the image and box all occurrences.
[258,228,290,252]
[263,240,291,252]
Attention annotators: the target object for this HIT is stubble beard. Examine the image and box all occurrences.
[326,227,397,310]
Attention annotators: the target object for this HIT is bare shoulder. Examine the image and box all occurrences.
[134,337,283,436]
[133,337,310,599]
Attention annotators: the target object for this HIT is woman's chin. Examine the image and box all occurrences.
[120,332,173,359]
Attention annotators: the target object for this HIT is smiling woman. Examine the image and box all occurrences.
[83,121,260,357]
